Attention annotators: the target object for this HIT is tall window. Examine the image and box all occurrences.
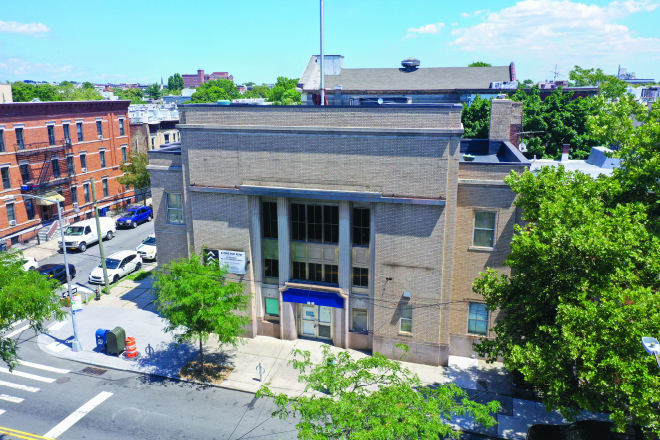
[15,128,25,149]
[468,303,489,336]
[67,156,74,175]
[121,147,127,163]
[292,261,306,280]
[80,154,87,171]
[19,164,30,182]
[167,193,184,224]
[164,133,170,143]
[6,203,16,223]
[76,122,84,142]
[99,150,106,168]
[400,305,412,333]
[308,262,323,282]
[102,179,109,197]
[0,129,5,152]
[473,211,496,248]
[119,119,125,136]
[51,158,60,178]
[47,126,56,145]
[352,267,368,287]
[352,308,368,332]
[262,201,278,239]
[324,264,338,284]
[291,203,338,243]
[264,259,279,278]
[25,199,35,220]
[83,183,90,203]
[96,121,103,138]
[71,186,78,205]
[63,124,71,142]
[0,167,10,189]
[353,207,370,246]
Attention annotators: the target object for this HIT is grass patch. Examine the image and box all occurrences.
[127,270,151,281]
[178,360,233,384]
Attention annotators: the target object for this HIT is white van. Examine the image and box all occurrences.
[58,218,116,252]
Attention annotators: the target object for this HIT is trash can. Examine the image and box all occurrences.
[106,326,126,355]
[99,207,107,217]
[95,329,109,352]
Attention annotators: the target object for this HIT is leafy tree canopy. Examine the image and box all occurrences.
[242,84,270,99]
[569,65,628,100]
[118,150,150,206]
[258,344,500,439]
[189,79,239,103]
[167,73,184,92]
[115,87,146,104]
[468,61,492,67]
[462,94,491,139]
[522,79,535,85]
[82,81,94,90]
[267,77,300,105]
[244,81,256,86]
[145,83,162,100]
[153,249,252,374]
[0,252,66,370]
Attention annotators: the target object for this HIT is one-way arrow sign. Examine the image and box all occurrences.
[203,249,219,266]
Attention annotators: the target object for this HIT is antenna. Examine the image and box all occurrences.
[549,64,563,80]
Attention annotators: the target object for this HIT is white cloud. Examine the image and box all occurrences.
[461,9,488,18]
[450,0,660,76]
[451,22,459,26]
[403,22,445,40]
[0,57,73,77]
[0,20,50,36]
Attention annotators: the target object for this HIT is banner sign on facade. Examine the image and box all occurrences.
[204,249,246,275]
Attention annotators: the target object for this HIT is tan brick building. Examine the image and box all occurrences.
[148,101,529,366]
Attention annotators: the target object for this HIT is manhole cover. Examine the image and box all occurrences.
[56,377,70,384]
[80,366,107,376]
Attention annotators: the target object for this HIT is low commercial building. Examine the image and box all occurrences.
[0,101,135,249]
[148,101,529,366]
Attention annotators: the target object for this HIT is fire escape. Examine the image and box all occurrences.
[15,138,74,196]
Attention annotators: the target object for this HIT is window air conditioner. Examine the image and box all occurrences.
[98,135,103,140]
[8,220,16,226]
[82,167,87,173]
[73,202,78,208]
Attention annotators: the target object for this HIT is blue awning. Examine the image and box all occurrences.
[282,288,345,309]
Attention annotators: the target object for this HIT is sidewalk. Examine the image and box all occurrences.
[38,271,608,440]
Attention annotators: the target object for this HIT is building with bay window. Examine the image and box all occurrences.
[148,101,529,366]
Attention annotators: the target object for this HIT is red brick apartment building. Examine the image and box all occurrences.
[0,101,136,250]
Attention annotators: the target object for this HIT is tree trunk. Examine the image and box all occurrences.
[199,335,204,376]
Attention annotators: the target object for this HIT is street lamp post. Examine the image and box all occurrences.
[2,194,82,352]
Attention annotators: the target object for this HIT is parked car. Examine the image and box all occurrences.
[88,250,142,284]
[527,420,643,440]
[136,233,156,260]
[37,263,76,284]
[58,218,116,252]
[22,257,38,271]
[116,206,153,229]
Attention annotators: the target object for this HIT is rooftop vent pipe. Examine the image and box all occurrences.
[400,58,420,72]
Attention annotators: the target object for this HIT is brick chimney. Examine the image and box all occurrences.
[489,98,524,149]
[561,144,570,161]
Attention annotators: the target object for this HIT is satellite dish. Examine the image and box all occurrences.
[377,98,384,105]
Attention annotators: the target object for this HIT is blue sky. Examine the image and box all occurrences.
[1,0,658,85]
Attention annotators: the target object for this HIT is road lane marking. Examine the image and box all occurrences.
[0,394,23,403]
[0,368,55,383]
[10,320,25,328]
[45,342,68,353]
[0,410,5,416]
[44,391,113,438]
[5,326,29,338]
[18,361,69,375]
[0,380,39,393]
[0,426,55,439]
[47,321,68,332]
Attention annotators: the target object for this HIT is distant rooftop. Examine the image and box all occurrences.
[529,146,620,177]
[460,139,530,165]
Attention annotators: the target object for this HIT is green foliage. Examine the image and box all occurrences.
[58,82,103,101]
[82,81,94,90]
[473,164,660,435]
[244,81,256,87]
[569,65,628,100]
[0,252,66,370]
[11,82,64,102]
[115,87,146,104]
[145,83,162,100]
[522,79,534,86]
[258,344,499,439]
[126,270,151,281]
[468,61,492,67]
[462,94,491,139]
[189,79,239,103]
[267,77,300,105]
[511,86,600,159]
[153,250,252,373]
[167,73,184,92]
[242,84,270,99]
[118,150,150,206]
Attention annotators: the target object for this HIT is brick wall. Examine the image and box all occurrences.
[488,99,523,149]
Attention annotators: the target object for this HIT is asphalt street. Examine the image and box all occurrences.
[37,218,156,292]
[2,322,298,440]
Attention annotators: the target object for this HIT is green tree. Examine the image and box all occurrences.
[267,77,300,105]
[145,83,162,100]
[115,87,146,104]
[11,82,36,102]
[82,81,94,90]
[167,73,184,92]
[462,94,490,139]
[153,250,252,375]
[0,252,66,370]
[189,79,237,103]
[468,61,492,67]
[244,81,256,87]
[257,344,500,439]
[242,84,270,99]
[35,83,62,102]
[569,65,628,100]
[57,82,102,101]
[473,165,660,435]
[522,79,534,86]
[117,150,150,206]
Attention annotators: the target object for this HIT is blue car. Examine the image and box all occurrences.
[115,206,153,229]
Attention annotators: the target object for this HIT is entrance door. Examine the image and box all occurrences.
[301,305,316,337]
[41,205,50,221]
[317,306,332,339]
[300,305,333,340]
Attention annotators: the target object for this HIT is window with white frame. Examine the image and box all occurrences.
[47,125,56,146]
[83,183,90,204]
[1,167,10,190]
[119,119,125,136]
[99,150,106,168]
[96,120,103,138]
[400,304,412,333]
[76,122,84,142]
[352,308,368,332]
[0,129,5,152]
[71,186,78,205]
[25,198,35,220]
[121,146,127,163]
[167,193,184,224]
[468,302,489,336]
[473,211,496,248]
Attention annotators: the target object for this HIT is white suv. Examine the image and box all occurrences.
[89,250,142,284]
[136,234,156,260]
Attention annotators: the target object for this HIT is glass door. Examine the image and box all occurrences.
[318,306,332,339]
[299,305,333,340]
[301,305,316,337]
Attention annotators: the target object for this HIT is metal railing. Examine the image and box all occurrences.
[14,139,73,154]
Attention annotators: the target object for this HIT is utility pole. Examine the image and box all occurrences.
[91,177,111,295]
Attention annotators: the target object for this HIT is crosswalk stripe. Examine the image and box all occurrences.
[0,368,55,383]
[19,361,69,375]
[44,391,113,438]
[10,320,25,328]
[5,325,29,338]
[0,394,23,403]
[0,380,39,393]
[47,321,68,332]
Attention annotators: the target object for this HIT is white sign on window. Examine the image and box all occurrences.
[205,249,246,275]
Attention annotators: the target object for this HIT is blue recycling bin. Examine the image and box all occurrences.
[99,207,107,217]
[95,329,109,352]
